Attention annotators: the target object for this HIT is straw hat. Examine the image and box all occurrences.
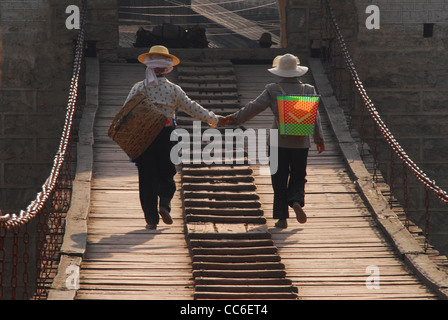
[268,54,308,77]
[272,54,299,67]
[138,45,180,66]
[272,55,282,67]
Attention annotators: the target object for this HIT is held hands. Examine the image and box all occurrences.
[217,115,234,127]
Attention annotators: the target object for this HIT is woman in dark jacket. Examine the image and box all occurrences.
[225,54,325,228]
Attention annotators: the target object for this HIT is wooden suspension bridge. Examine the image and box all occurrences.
[2,0,448,303]
[47,56,448,300]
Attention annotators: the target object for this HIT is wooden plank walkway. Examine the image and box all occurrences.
[76,60,439,300]
[176,60,300,299]
[235,63,438,300]
[76,64,194,300]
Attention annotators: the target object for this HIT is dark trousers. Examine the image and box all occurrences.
[134,127,177,225]
[271,147,309,220]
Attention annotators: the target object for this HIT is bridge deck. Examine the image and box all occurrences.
[76,61,438,300]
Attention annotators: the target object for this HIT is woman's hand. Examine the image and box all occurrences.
[217,115,234,127]
[316,143,325,154]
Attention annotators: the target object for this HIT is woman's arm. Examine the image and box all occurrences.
[229,88,271,125]
[175,85,221,127]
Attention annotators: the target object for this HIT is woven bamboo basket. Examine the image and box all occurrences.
[108,90,167,159]
[277,95,320,136]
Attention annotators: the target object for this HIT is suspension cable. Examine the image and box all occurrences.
[322,0,448,205]
[119,1,277,17]
[0,0,87,229]
[119,0,248,9]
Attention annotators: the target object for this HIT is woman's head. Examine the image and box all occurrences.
[268,54,308,78]
[148,55,174,76]
[139,46,180,86]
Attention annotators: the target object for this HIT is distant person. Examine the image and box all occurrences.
[223,54,325,228]
[133,27,156,48]
[258,32,276,48]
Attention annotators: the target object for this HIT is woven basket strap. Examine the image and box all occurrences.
[276,83,286,94]
[276,83,306,94]
[124,94,146,118]
[115,94,146,127]
[111,90,149,140]
[123,83,152,120]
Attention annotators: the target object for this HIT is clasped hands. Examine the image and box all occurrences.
[216,115,234,127]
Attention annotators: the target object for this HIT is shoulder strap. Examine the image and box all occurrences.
[276,83,286,95]
[277,83,306,95]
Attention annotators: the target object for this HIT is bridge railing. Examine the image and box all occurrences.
[0,0,87,300]
[319,0,448,250]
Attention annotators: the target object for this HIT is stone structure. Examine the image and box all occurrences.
[0,0,80,212]
[0,0,118,214]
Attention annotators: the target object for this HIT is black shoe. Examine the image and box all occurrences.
[275,219,288,228]
[293,202,307,224]
[159,206,173,225]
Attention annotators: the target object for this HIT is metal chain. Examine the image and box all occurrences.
[0,228,6,299]
[424,188,431,251]
[0,0,87,229]
[403,163,410,228]
[389,148,395,208]
[322,0,448,205]
[22,223,30,300]
[372,123,378,182]
[11,227,19,299]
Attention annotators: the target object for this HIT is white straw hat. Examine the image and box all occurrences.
[268,54,308,77]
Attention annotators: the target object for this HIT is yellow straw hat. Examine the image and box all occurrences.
[138,45,180,66]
